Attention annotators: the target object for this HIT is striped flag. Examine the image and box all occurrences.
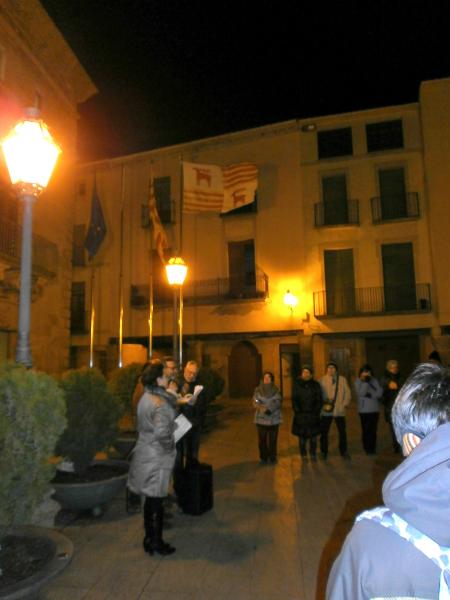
[148,169,168,264]
[221,162,258,213]
[183,161,224,213]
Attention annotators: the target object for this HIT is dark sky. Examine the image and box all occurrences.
[40,0,449,161]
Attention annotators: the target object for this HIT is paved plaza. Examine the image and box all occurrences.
[43,395,401,600]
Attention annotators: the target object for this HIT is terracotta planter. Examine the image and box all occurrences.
[0,526,72,600]
[52,460,129,517]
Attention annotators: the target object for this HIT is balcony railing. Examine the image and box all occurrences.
[0,216,58,276]
[313,283,432,318]
[131,267,269,308]
[314,199,359,227]
[371,192,420,223]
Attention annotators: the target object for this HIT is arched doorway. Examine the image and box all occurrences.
[228,341,262,398]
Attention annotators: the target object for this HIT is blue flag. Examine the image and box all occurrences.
[84,181,106,259]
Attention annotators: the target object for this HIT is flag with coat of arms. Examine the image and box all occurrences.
[84,179,107,259]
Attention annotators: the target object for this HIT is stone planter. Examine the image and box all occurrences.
[112,432,137,460]
[52,460,129,517]
[0,526,72,600]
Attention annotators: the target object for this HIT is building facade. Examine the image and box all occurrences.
[72,78,450,396]
[0,0,96,372]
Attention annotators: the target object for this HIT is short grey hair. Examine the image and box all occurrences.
[392,362,450,442]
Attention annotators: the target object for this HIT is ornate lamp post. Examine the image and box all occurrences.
[1,108,61,366]
[165,256,188,368]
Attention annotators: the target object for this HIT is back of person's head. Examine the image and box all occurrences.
[141,359,164,388]
[392,362,450,443]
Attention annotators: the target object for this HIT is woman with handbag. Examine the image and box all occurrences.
[319,362,352,460]
[291,365,323,462]
[253,371,282,464]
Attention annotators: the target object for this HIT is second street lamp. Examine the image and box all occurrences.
[1,107,61,366]
[165,256,188,368]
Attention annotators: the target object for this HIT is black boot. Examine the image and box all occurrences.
[143,498,157,555]
[154,505,176,555]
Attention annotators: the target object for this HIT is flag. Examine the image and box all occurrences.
[183,161,224,213]
[221,162,258,213]
[148,169,168,264]
[84,180,107,259]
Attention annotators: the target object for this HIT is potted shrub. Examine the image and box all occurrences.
[0,363,72,597]
[52,367,128,516]
[108,362,143,458]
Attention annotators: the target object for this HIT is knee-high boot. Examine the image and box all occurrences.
[154,505,176,555]
[143,497,157,554]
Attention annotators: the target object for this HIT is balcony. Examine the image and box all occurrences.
[314,199,359,227]
[313,283,432,318]
[0,216,58,277]
[131,267,269,308]
[371,192,420,224]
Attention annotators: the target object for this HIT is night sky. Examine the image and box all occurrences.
[40,0,449,161]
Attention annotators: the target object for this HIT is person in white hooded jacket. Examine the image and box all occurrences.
[327,362,450,600]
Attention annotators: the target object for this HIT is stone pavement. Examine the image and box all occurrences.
[42,396,401,600]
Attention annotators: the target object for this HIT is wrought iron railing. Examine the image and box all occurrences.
[0,216,58,276]
[313,283,431,318]
[371,192,420,223]
[131,268,269,308]
[314,199,359,227]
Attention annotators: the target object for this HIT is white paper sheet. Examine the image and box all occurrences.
[173,413,192,443]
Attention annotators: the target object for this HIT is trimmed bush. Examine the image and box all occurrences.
[0,363,66,542]
[56,368,122,473]
[109,362,143,415]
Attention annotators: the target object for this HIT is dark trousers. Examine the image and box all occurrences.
[256,424,279,461]
[359,412,379,454]
[320,416,348,456]
[299,436,317,457]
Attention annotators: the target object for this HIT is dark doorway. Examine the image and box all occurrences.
[382,242,417,311]
[279,344,301,398]
[228,341,261,398]
[228,240,256,298]
[365,335,421,381]
[324,249,355,315]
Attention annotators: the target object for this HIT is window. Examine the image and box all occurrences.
[378,167,407,220]
[70,282,86,333]
[72,224,86,267]
[324,249,355,315]
[317,127,353,159]
[382,243,417,311]
[366,120,403,152]
[228,240,256,298]
[321,175,348,225]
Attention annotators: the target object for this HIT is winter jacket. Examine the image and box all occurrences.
[326,422,450,599]
[291,377,323,438]
[319,374,351,417]
[253,383,282,426]
[177,376,208,426]
[380,371,402,423]
[128,386,176,497]
[354,376,383,413]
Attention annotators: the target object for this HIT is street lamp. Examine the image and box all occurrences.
[1,107,61,366]
[165,256,188,368]
[284,290,298,314]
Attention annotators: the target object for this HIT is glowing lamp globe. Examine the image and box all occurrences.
[1,108,61,194]
[165,257,188,286]
[284,290,298,310]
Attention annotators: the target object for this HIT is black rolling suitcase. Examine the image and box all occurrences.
[176,462,213,515]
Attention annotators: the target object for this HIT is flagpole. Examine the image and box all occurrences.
[148,162,154,359]
[179,156,183,253]
[118,166,125,368]
[89,266,95,368]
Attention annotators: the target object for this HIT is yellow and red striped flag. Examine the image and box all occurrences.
[148,169,168,264]
[221,162,258,213]
[183,161,224,213]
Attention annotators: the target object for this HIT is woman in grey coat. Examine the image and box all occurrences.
[128,360,177,556]
[253,371,282,464]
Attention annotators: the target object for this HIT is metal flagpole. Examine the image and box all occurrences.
[118,166,125,368]
[89,266,95,368]
[148,164,154,359]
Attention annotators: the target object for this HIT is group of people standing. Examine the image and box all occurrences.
[253,358,407,463]
[127,357,206,557]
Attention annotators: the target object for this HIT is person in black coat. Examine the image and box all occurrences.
[291,365,323,461]
[380,359,402,453]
